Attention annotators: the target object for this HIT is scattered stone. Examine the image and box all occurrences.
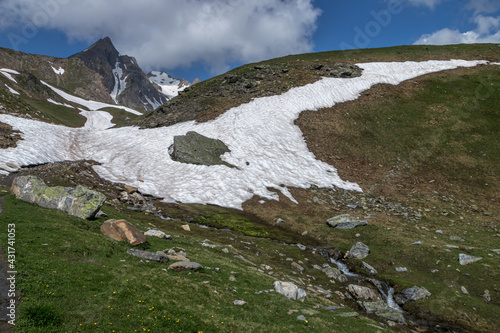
[410,241,422,245]
[144,229,171,240]
[436,230,443,234]
[323,267,347,282]
[326,214,368,229]
[233,300,246,306]
[490,249,500,254]
[181,224,191,231]
[169,131,234,167]
[324,305,341,312]
[126,249,169,263]
[313,264,322,270]
[291,262,304,273]
[296,243,306,250]
[394,286,431,305]
[287,309,298,315]
[360,262,377,275]
[483,290,491,303]
[361,301,406,324]
[101,219,147,246]
[334,312,359,317]
[459,253,482,265]
[348,242,370,259]
[450,235,465,242]
[168,261,203,272]
[348,284,381,301]
[123,184,138,193]
[229,275,237,282]
[461,286,469,295]
[275,218,285,224]
[297,315,307,322]
[395,267,408,272]
[301,309,319,316]
[11,175,106,219]
[274,281,307,300]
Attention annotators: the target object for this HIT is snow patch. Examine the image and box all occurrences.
[110,62,128,104]
[47,99,74,108]
[5,84,20,95]
[0,68,19,83]
[51,66,65,75]
[149,71,188,99]
[0,60,486,209]
[41,80,141,115]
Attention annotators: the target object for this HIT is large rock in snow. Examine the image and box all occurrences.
[169,131,235,167]
[11,175,105,219]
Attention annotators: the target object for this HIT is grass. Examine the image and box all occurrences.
[0,196,388,333]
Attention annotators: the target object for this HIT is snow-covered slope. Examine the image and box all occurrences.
[0,60,491,209]
[148,71,190,99]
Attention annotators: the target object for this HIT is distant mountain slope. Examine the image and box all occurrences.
[70,37,166,111]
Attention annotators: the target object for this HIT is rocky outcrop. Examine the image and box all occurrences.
[100,219,146,246]
[169,131,234,167]
[126,249,169,263]
[273,281,307,300]
[70,37,166,111]
[11,175,105,219]
[348,284,381,301]
[326,214,368,229]
[394,286,431,305]
[361,301,406,324]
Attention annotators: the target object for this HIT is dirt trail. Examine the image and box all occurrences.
[0,196,12,333]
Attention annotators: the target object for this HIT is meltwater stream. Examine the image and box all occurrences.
[329,258,404,313]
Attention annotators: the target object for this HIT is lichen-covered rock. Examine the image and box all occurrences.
[100,219,146,246]
[348,242,370,259]
[326,214,368,229]
[11,175,105,219]
[169,131,234,167]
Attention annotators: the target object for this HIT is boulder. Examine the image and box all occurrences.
[326,214,368,229]
[144,229,171,240]
[126,249,169,263]
[394,286,431,305]
[169,131,234,167]
[459,253,482,265]
[348,242,370,259]
[348,284,381,301]
[361,301,406,324]
[273,281,307,300]
[168,261,203,272]
[11,175,105,219]
[100,219,146,246]
[323,267,348,283]
[360,261,377,275]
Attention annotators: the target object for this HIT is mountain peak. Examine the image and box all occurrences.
[74,36,119,61]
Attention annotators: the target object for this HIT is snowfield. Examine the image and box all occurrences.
[0,60,491,209]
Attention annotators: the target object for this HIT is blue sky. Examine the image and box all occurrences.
[0,0,498,82]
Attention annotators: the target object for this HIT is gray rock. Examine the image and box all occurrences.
[274,281,307,300]
[170,131,234,167]
[450,235,465,242]
[395,267,408,272]
[461,286,469,295]
[410,241,422,245]
[144,229,171,240]
[348,284,381,301]
[334,312,359,317]
[297,315,307,321]
[322,267,347,282]
[168,261,203,272]
[394,286,431,305]
[326,214,368,229]
[360,261,377,275]
[459,253,482,265]
[348,242,370,259]
[362,301,406,324]
[483,290,491,303]
[11,175,105,219]
[127,249,169,263]
[233,300,246,306]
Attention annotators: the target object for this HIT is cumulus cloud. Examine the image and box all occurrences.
[0,0,321,74]
[414,0,500,45]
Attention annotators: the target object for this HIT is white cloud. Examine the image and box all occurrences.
[0,0,321,75]
[405,0,445,9]
[414,0,500,45]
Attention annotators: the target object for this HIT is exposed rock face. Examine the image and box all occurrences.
[394,286,431,305]
[348,242,370,259]
[326,214,368,229]
[168,261,203,272]
[273,281,307,300]
[11,175,105,219]
[348,284,381,301]
[127,249,169,262]
[70,37,166,111]
[100,219,146,246]
[170,131,234,167]
[361,301,406,324]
